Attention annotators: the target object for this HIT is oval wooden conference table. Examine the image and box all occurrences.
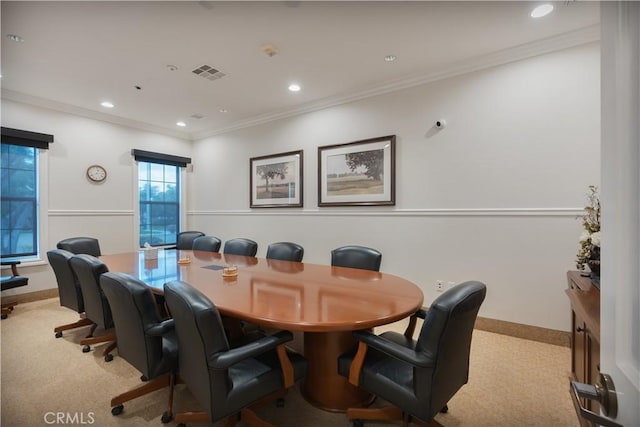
[100,249,424,412]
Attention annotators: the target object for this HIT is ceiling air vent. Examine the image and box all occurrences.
[192,65,226,81]
[190,114,205,120]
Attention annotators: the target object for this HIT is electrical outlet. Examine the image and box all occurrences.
[435,280,445,292]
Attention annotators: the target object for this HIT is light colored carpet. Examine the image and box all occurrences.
[0,298,579,426]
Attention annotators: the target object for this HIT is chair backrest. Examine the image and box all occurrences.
[164,280,231,420]
[56,237,101,257]
[100,272,169,379]
[192,235,221,253]
[176,231,205,250]
[415,281,487,414]
[331,245,382,271]
[47,249,84,313]
[223,238,258,257]
[69,254,112,329]
[266,242,304,262]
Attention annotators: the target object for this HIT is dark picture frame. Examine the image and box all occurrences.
[318,135,395,207]
[250,150,303,208]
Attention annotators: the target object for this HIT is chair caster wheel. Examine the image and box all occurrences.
[353,420,364,427]
[104,353,114,362]
[111,405,124,416]
[440,404,449,414]
[82,345,91,353]
[55,331,63,338]
[140,375,148,382]
[161,411,173,423]
[1,314,7,320]
[276,398,285,408]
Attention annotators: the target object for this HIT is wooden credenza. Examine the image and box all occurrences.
[566,271,601,423]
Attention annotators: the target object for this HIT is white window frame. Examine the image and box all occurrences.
[132,160,185,249]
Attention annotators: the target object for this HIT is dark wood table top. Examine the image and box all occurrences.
[100,249,424,333]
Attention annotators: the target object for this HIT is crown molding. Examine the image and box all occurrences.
[2,25,599,142]
[193,24,600,140]
[1,89,191,141]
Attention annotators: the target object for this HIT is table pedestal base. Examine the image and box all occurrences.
[301,331,373,412]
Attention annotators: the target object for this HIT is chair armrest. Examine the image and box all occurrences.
[1,261,21,276]
[403,307,428,338]
[145,319,175,337]
[208,330,293,369]
[412,307,428,319]
[353,330,435,368]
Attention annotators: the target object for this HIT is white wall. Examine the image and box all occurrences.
[1,100,191,294]
[189,43,601,331]
[1,43,600,331]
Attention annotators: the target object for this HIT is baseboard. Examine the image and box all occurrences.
[2,288,570,347]
[1,288,59,305]
[475,316,570,347]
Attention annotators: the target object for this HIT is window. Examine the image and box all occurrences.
[1,127,53,260]
[1,144,38,258]
[138,162,180,247]
[133,149,191,248]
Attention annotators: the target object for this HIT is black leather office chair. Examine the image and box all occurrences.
[176,231,205,250]
[223,238,258,257]
[1,261,29,319]
[221,239,260,338]
[47,249,94,337]
[56,237,102,257]
[192,235,221,253]
[338,281,487,426]
[331,245,382,272]
[69,254,117,361]
[100,272,177,422]
[266,242,304,262]
[164,280,307,426]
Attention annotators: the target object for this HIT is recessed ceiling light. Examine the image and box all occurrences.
[384,55,397,62]
[288,83,301,92]
[6,34,24,43]
[100,101,114,108]
[531,4,554,18]
[176,121,186,127]
[219,109,228,113]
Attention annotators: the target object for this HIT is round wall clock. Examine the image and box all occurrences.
[86,164,107,183]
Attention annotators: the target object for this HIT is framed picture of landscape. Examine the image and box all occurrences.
[250,150,303,208]
[318,135,395,207]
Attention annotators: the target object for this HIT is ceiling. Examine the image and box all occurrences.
[1,1,600,140]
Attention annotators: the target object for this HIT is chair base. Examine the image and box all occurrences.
[174,388,287,427]
[54,315,94,336]
[346,405,443,427]
[1,301,17,319]
[80,331,117,357]
[110,372,175,421]
[175,408,274,427]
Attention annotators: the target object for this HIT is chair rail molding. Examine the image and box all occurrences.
[188,207,584,218]
[48,209,134,217]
